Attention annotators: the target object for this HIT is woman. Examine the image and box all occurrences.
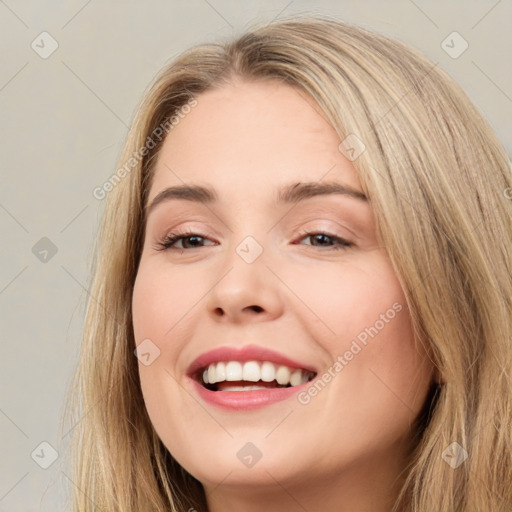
[63,15,512,512]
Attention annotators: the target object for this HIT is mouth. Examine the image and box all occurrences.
[187,345,318,409]
[195,360,317,392]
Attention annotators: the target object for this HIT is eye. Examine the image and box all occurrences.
[154,229,216,251]
[154,229,354,252]
[295,230,354,251]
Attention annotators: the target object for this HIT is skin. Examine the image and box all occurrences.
[132,79,435,512]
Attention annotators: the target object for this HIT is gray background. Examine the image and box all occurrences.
[0,1,510,510]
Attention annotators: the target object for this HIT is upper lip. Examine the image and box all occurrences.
[187,344,318,378]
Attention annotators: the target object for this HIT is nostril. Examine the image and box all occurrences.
[249,305,263,313]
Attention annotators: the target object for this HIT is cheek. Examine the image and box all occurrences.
[132,261,201,343]
[132,265,212,456]
[317,311,432,461]
[281,252,409,343]
[132,263,186,411]
[289,254,433,433]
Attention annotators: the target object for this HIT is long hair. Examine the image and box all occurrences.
[62,14,512,512]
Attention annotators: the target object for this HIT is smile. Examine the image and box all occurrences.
[199,361,316,391]
[187,345,318,409]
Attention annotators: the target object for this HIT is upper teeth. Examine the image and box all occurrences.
[201,361,313,387]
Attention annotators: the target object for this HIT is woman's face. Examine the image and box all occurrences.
[132,80,434,507]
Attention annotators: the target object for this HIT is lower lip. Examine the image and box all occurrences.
[190,378,309,410]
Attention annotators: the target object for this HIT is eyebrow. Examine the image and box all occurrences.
[145,181,368,219]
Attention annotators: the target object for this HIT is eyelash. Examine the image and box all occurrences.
[154,228,354,252]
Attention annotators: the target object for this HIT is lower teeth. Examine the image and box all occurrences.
[200,373,317,392]
[220,385,273,391]
[210,382,291,392]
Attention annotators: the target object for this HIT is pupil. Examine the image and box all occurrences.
[315,234,329,245]
[186,236,202,247]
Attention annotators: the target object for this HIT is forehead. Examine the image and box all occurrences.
[148,80,362,203]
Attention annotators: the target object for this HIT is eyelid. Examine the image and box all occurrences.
[289,218,358,241]
[154,220,219,240]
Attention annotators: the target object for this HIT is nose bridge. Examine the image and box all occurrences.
[221,205,272,270]
[205,228,283,321]
[234,233,266,266]
[223,231,269,297]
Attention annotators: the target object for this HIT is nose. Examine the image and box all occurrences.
[205,243,284,324]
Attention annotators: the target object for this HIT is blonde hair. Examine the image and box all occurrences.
[62,14,512,512]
